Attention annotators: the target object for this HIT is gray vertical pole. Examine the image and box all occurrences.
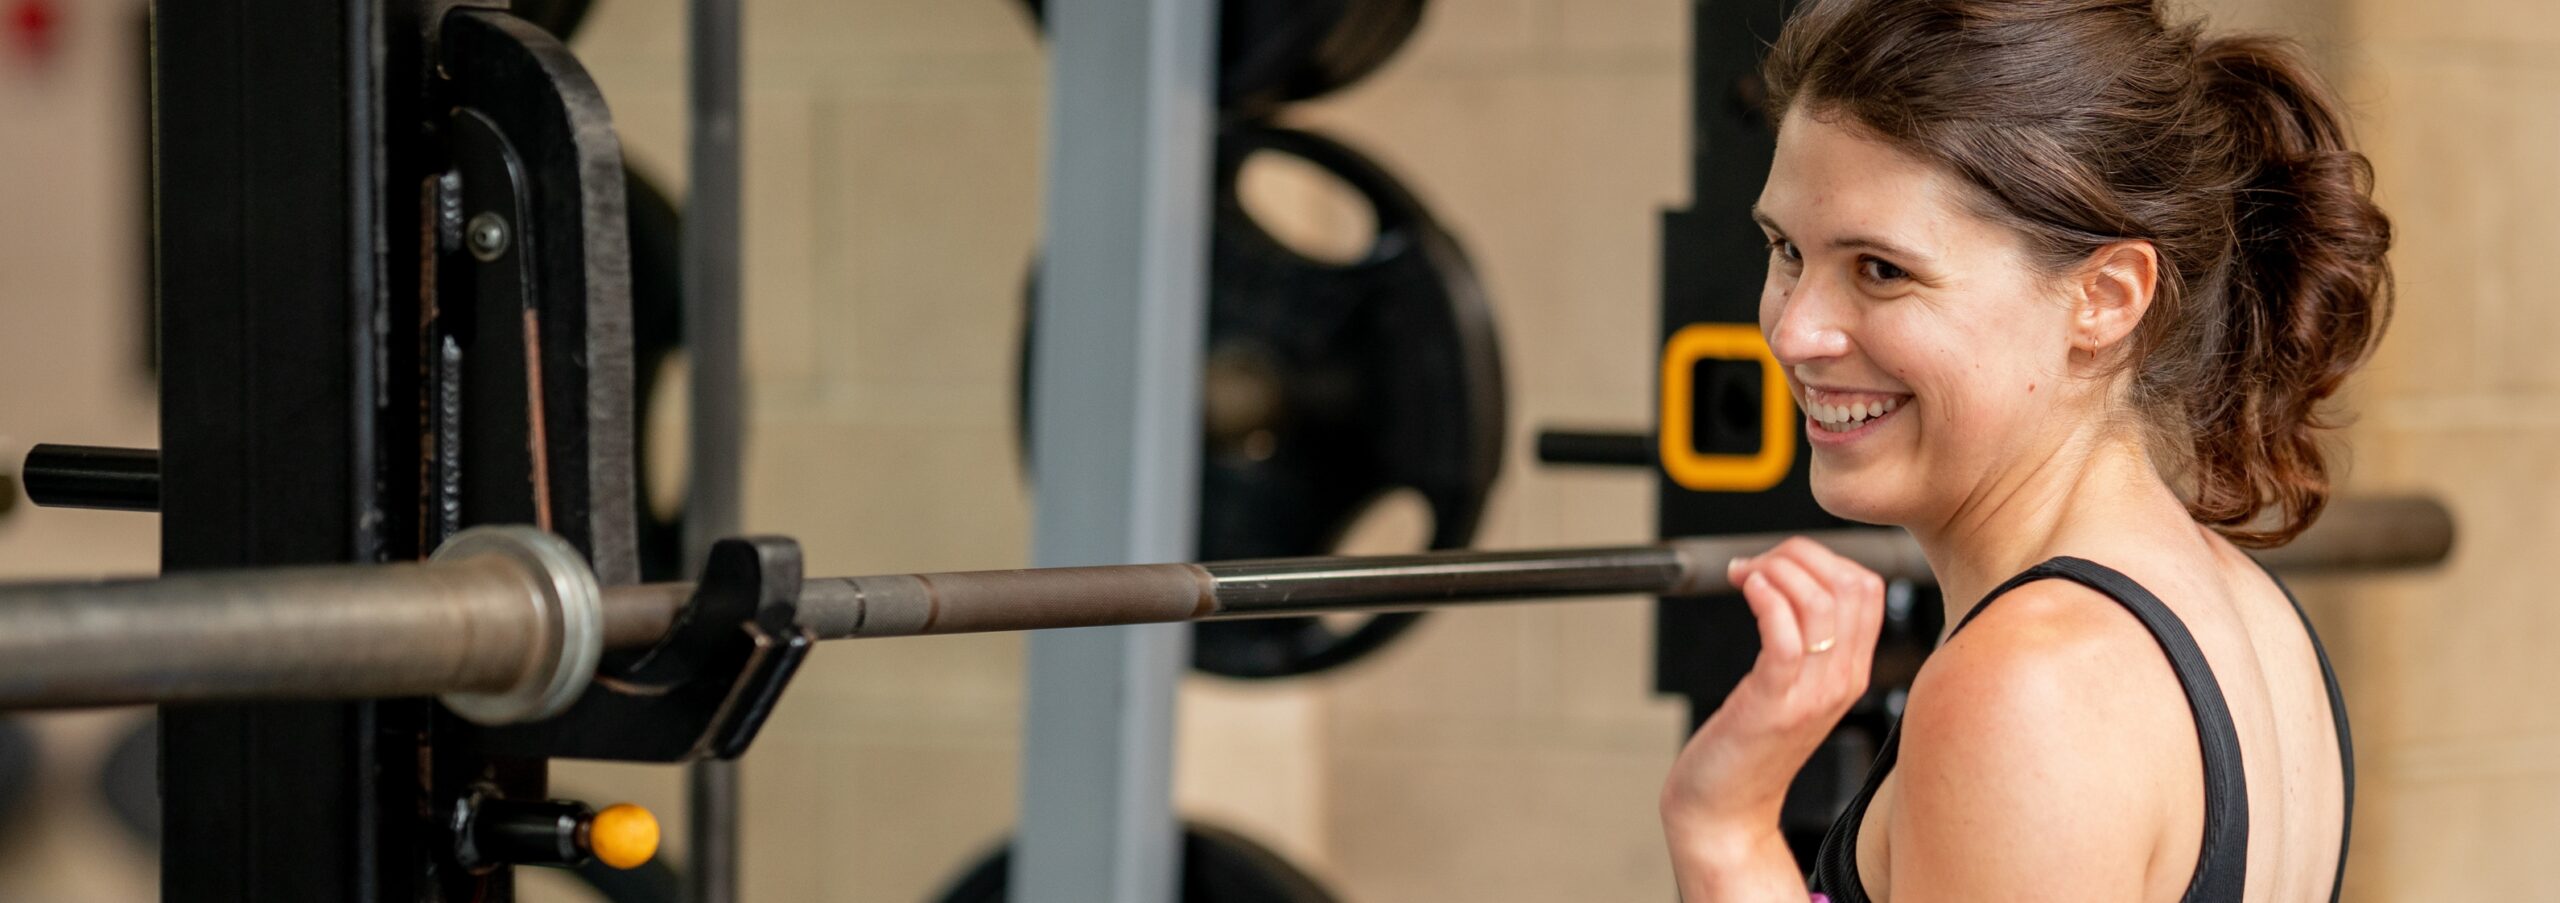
[683,0,745,897]
[1014,0,1215,900]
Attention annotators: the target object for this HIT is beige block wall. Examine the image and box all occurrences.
[0,0,169,898]
[559,1,1049,899]
[2325,0,2560,896]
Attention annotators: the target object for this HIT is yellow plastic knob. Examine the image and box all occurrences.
[587,803,661,870]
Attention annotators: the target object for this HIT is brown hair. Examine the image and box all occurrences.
[1763,0,2394,547]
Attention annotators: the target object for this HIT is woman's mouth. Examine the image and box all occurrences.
[1799,388,1909,441]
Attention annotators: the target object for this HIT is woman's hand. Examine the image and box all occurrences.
[1661,536,1887,886]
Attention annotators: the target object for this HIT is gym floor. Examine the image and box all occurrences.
[0,0,2545,899]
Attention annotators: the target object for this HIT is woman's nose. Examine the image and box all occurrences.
[1765,287,1851,367]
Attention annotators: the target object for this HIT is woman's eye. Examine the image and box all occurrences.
[1769,238,1801,264]
[1859,257,1908,283]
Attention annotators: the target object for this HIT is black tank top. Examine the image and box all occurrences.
[1807,557,2354,902]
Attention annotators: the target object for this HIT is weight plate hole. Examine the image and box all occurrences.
[1237,148,1378,267]
[1333,486,1434,556]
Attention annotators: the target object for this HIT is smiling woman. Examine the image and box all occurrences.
[1657,0,2391,901]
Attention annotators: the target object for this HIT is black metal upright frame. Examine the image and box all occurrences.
[153,0,431,898]
[1654,0,1822,727]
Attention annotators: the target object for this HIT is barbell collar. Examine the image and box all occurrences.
[433,526,605,725]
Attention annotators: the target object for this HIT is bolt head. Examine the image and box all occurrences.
[465,212,510,261]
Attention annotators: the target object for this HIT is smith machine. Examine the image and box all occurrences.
[1,0,2451,901]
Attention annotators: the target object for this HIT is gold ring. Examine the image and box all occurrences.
[1806,637,1836,654]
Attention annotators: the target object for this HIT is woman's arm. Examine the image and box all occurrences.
[1662,819,1808,902]
[1661,538,1886,902]
[1661,547,2183,902]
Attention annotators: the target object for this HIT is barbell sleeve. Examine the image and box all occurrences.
[0,526,600,725]
[2252,493,2457,574]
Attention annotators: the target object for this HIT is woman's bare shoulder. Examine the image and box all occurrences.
[1909,577,2199,748]
[1880,580,2199,896]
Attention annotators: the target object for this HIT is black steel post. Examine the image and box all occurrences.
[683,0,747,895]
[1656,0,1859,870]
[152,0,428,898]
[1655,0,1820,728]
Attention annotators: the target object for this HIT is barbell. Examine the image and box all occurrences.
[0,496,2453,724]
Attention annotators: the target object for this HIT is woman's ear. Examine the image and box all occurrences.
[2072,241,2158,354]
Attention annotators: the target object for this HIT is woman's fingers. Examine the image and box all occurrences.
[1818,553,1887,672]
[1793,542,1882,650]
[1736,570,1805,684]
[1739,539,1890,703]
[1730,536,1895,694]
[1769,555,1873,715]
[1754,554,1838,657]
[1851,568,1886,663]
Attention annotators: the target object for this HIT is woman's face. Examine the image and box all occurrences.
[1753,109,2085,530]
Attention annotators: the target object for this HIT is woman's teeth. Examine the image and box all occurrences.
[1807,396,1903,433]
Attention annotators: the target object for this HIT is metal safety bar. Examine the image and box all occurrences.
[0,496,2454,720]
